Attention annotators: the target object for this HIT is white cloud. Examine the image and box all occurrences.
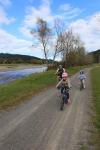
[70,12,100,51]
[0,6,15,24]
[58,3,83,20]
[59,4,72,12]
[0,0,11,7]
[20,1,83,37]
[0,0,15,25]
[0,28,41,56]
[28,0,34,4]
[26,0,52,25]
[20,0,54,37]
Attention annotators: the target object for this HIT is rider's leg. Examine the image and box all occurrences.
[66,92,71,104]
[57,75,61,82]
[60,87,65,100]
[82,79,85,88]
[61,87,64,96]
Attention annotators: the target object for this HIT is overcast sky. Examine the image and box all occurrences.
[0,0,100,58]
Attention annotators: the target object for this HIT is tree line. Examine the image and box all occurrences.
[0,53,50,64]
[89,49,100,63]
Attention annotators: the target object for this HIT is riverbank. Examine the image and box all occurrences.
[0,64,45,72]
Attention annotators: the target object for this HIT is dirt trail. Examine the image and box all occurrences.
[0,69,93,150]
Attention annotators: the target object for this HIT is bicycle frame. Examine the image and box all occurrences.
[60,87,69,110]
[80,79,85,90]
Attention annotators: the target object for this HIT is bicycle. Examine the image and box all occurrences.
[80,79,85,90]
[60,86,70,111]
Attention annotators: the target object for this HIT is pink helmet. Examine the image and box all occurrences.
[62,72,68,78]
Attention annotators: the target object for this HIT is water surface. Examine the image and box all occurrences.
[0,66,47,84]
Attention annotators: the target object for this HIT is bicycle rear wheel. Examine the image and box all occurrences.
[60,97,64,110]
[80,80,83,90]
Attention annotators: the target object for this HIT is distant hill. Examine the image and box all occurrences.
[89,49,100,63]
[0,53,55,64]
[0,53,44,64]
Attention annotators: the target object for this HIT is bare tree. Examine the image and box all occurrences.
[59,29,86,66]
[30,18,87,66]
[31,18,51,65]
[52,18,66,64]
[60,29,76,66]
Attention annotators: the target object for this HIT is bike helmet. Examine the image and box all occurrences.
[59,65,62,69]
[80,70,84,74]
[62,72,68,79]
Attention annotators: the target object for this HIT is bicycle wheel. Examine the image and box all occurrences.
[60,97,64,110]
[80,80,83,90]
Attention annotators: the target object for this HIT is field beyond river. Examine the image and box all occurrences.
[0,64,45,72]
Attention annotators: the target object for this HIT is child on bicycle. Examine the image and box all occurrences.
[78,70,86,89]
[56,72,71,104]
[55,65,65,81]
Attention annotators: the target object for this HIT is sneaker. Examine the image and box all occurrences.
[65,99,68,104]
[68,99,71,104]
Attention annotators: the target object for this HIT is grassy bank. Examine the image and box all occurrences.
[0,70,56,110]
[91,66,100,150]
[66,66,85,75]
[0,66,83,110]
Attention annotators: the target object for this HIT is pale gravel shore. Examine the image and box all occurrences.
[0,64,45,72]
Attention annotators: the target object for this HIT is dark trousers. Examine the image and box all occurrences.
[61,87,69,99]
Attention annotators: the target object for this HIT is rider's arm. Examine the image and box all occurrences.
[83,74,86,79]
[67,78,71,88]
[55,69,59,75]
[78,75,82,80]
[56,79,62,88]
[63,68,65,73]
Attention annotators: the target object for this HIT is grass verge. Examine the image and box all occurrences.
[91,66,100,150]
[0,66,84,110]
[66,66,85,75]
[0,70,56,110]
[80,145,88,150]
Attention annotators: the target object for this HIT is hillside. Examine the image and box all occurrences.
[89,49,100,63]
[0,53,45,64]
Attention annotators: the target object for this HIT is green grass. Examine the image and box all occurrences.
[91,66,100,149]
[80,145,88,150]
[0,70,56,110]
[66,66,85,75]
[0,66,84,110]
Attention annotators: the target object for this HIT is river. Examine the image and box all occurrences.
[0,66,47,84]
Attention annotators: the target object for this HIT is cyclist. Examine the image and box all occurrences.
[55,65,65,81]
[78,70,86,89]
[56,72,71,104]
